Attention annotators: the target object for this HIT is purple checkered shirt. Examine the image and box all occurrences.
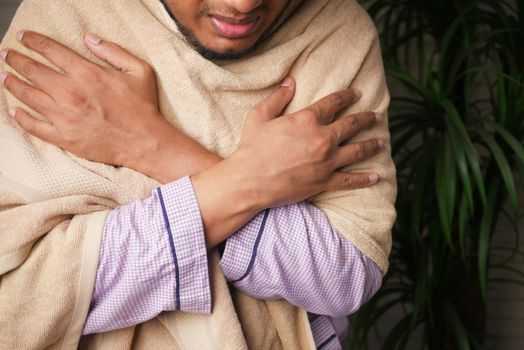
[83,176,382,349]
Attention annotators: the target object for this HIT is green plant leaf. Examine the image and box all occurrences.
[477,129,518,208]
[458,193,469,257]
[478,179,500,300]
[490,121,524,167]
[387,68,433,102]
[441,100,487,205]
[448,126,474,211]
[435,136,456,246]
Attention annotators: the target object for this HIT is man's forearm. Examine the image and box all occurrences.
[127,120,222,183]
[84,177,211,334]
[85,176,381,335]
[126,122,264,250]
[220,201,382,317]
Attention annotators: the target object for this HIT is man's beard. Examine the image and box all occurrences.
[160,1,271,61]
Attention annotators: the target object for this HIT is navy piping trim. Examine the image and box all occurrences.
[157,188,181,310]
[231,209,270,283]
[317,333,337,350]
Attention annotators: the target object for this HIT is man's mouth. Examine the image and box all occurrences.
[209,15,260,39]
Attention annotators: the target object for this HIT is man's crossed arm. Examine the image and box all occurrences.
[1,31,384,333]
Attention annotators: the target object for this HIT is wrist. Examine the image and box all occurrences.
[124,117,221,183]
[191,154,263,215]
[122,115,167,173]
[190,154,265,248]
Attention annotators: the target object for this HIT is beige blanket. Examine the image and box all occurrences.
[0,0,396,348]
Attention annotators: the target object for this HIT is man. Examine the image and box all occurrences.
[0,0,396,349]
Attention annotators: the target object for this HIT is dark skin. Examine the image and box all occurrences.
[0,25,383,249]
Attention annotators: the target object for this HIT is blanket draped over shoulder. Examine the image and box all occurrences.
[0,0,396,348]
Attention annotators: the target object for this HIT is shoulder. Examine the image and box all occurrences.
[333,0,379,45]
[299,0,380,66]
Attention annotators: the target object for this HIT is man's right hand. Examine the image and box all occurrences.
[192,78,383,248]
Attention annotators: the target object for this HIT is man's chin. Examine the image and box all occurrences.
[192,43,259,61]
[160,2,264,61]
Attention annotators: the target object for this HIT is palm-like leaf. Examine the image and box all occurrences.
[348,0,524,348]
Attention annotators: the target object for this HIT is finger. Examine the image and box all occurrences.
[1,71,57,116]
[16,30,88,74]
[1,48,66,92]
[85,33,151,74]
[329,112,382,144]
[333,139,384,169]
[9,107,59,143]
[325,171,379,191]
[249,77,295,121]
[302,88,361,125]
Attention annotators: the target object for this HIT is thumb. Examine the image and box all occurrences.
[252,77,296,122]
[84,33,148,74]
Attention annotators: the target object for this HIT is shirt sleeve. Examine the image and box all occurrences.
[219,202,383,318]
[83,176,211,335]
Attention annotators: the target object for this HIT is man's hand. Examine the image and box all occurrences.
[237,80,382,207]
[0,31,220,181]
[0,31,165,167]
[191,80,383,247]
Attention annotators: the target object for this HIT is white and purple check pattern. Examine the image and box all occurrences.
[83,176,382,350]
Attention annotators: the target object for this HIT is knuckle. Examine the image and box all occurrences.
[330,93,344,108]
[348,115,360,130]
[326,129,338,144]
[356,143,367,158]
[19,87,33,103]
[368,112,377,123]
[311,135,332,158]
[22,61,38,77]
[302,108,318,122]
[342,176,355,187]
[35,38,53,52]
[372,139,382,152]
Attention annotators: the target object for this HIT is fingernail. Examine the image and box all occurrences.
[86,33,101,45]
[369,174,379,182]
[378,139,385,148]
[0,49,8,62]
[281,77,293,87]
[8,107,16,118]
[0,71,8,85]
[375,113,383,123]
[16,31,25,42]
[353,88,362,99]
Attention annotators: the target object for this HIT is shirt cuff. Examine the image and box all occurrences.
[219,209,271,282]
[157,176,211,314]
[310,316,342,350]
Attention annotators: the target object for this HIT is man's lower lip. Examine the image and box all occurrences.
[210,16,259,39]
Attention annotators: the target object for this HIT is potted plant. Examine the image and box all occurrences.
[347,0,524,348]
